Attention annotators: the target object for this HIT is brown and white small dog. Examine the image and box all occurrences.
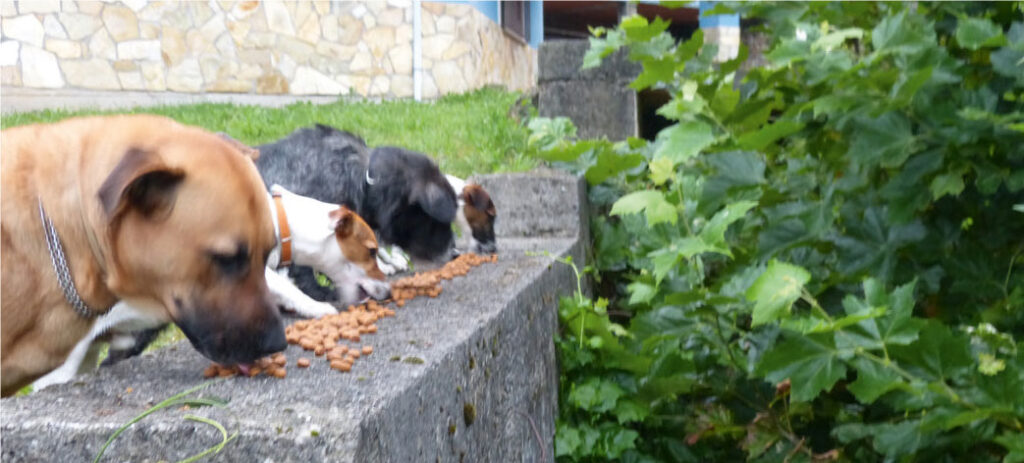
[32,184,390,390]
[446,175,497,255]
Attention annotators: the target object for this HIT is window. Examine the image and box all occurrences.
[501,1,530,43]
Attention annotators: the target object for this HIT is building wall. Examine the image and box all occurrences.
[0,0,537,98]
[420,1,535,98]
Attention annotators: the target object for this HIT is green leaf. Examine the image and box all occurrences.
[537,140,595,163]
[649,236,721,284]
[657,93,708,120]
[610,190,677,226]
[612,399,650,424]
[710,83,740,118]
[836,280,923,353]
[890,321,973,382]
[585,149,645,185]
[930,169,966,200]
[654,121,715,163]
[938,409,995,431]
[675,29,704,64]
[621,15,670,42]
[991,42,1024,83]
[955,17,1007,50]
[569,378,625,413]
[767,37,811,66]
[583,31,624,69]
[603,427,640,459]
[846,113,915,168]
[650,248,681,285]
[747,260,811,327]
[871,10,932,56]
[737,121,805,151]
[890,66,933,108]
[699,200,758,247]
[832,207,926,283]
[812,28,863,52]
[995,431,1024,463]
[555,426,582,458]
[631,57,675,90]
[649,157,675,186]
[872,420,932,458]
[628,281,658,305]
[847,356,903,403]
[757,333,847,401]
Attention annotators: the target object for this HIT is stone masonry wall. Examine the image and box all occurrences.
[419,1,535,98]
[0,0,537,99]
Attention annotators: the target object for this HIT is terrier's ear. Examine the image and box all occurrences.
[464,184,496,217]
[328,207,355,237]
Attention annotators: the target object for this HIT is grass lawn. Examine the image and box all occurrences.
[0,87,535,178]
[3,88,535,388]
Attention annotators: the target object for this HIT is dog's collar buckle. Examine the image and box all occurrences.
[37,199,107,319]
[272,192,293,268]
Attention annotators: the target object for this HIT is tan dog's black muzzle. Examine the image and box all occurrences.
[174,295,286,365]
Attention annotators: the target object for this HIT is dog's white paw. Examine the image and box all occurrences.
[377,257,398,275]
[377,245,410,275]
[292,300,338,318]
[278,298,337,318]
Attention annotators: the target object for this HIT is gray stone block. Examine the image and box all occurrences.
[538,40,642,83]
[0,172,590,463]
[539,80,638,140]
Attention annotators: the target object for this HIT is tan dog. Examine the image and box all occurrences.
[1,115,285,396]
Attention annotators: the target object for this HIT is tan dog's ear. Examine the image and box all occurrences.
[328,207,354,237]
[215,132,260,161]
[98,148,186,221]
[464,184,496,217]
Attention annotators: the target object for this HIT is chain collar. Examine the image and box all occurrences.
[38,199,106,319]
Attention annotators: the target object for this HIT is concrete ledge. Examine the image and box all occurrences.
[0,171,589,462]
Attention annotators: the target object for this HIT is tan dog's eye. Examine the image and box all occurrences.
[369,248,378,258]
[209,245,249,278]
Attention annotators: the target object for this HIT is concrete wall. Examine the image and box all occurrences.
[0,0,537,99]
[0,170,589,462]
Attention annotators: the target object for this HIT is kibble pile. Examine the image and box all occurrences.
[203,253,497,378]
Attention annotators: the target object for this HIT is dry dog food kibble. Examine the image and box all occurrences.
[206,253,496,379]
[202,353,288,379]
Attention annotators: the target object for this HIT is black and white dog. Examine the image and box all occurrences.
[255,124,497,297]
[256,125,458,261]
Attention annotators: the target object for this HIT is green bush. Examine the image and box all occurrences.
[536,2,1024,461]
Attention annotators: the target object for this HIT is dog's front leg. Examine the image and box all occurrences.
[31,335,94,391]
[266,267,337,318]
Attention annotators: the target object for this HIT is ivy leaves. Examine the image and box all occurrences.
[546,3,1024,462]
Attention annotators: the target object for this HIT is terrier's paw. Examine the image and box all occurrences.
[296,301,338,318]
[377,245,410,274]
[377,257,399,275]
[279,300,337,319]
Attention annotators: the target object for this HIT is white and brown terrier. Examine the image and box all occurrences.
[32,184,389,390]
